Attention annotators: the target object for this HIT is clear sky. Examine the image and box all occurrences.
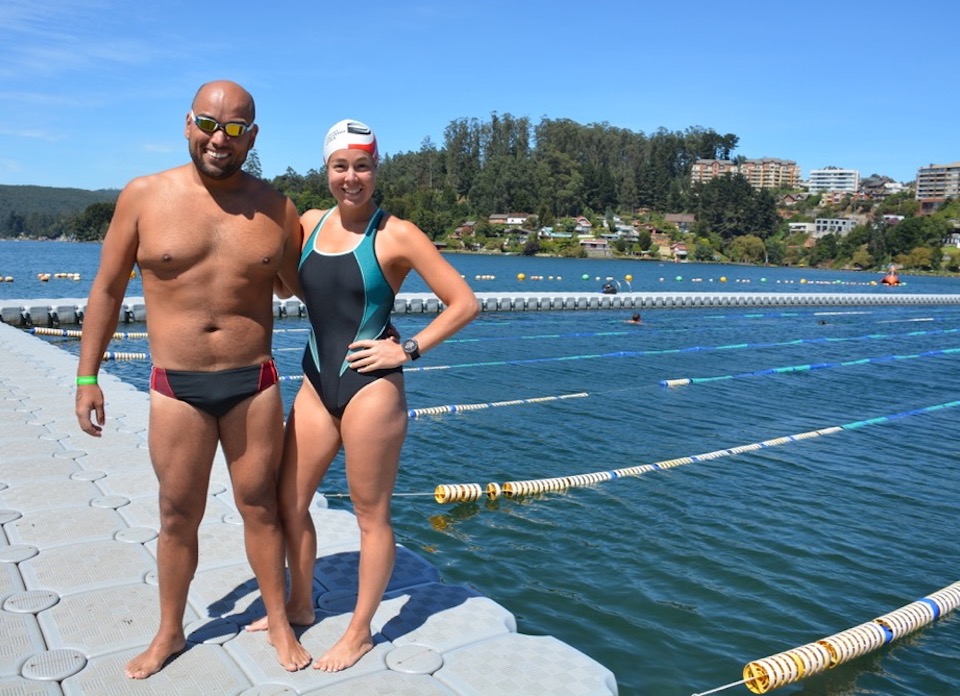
[1,0,957,192]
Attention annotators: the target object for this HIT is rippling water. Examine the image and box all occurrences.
[5,240,960,695]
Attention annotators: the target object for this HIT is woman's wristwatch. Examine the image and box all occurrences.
[402,338,421,361]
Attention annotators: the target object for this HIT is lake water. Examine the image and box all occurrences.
[3,239,960,695]
[5,238,960,302]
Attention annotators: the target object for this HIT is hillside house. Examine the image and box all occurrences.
[664,213,696,232]
[574,216,593,233]
[579,237,610,255]
[453,221,477,238]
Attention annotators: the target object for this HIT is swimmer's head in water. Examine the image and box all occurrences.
[323,119,378,166]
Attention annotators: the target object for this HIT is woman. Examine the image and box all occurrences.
[250,119,478,671]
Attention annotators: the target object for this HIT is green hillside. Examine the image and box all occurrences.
[0,184,118,217]
[0,184,119,239]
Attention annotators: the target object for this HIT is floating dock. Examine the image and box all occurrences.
[3,291,960,326]
[0,321,617,695]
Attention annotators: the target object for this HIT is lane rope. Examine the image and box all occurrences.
[408,391,589,419]
[28,326,309,340]
[691,581,960,695]
[28,326,960,376]
[405,327,960,373]
[25,314,960,347]
[102,351,149,361]
[426,398,960,503]
[661,347,960,387]
[30,327,149,340]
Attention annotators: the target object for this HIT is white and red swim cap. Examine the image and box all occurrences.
[323,119,378,165]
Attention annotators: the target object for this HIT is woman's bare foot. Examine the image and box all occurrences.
[270,624,312,671]
[245,604,316,632]
[125,633,186,679]
[312,631,373,672]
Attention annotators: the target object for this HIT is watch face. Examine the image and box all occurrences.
[403,339,417,352]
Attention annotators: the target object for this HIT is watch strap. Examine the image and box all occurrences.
[403,338,421,361]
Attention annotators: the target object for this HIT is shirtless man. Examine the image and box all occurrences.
[75,80,311,679]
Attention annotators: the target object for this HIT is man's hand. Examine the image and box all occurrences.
[76,385,105,437]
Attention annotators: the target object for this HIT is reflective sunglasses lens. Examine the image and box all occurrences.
[223,123,247,137]
[194,116,218,133]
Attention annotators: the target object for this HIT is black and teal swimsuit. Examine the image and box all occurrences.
[299,207,400,417]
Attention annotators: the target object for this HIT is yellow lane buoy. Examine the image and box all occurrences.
[433,483,484,504]
[741,582,960,694]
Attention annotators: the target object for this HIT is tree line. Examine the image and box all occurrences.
[0,185,118,241]
[271,115,744,240]
[3,115,957,272]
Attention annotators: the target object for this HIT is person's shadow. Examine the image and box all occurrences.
[200,548,477,648]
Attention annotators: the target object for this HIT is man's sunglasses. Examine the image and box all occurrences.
[191,112,253,137]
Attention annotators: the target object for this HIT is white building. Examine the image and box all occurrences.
[808,167,860,193]
[788,222,816,236]
[814,218,859,237]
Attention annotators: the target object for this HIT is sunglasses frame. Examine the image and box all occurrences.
[190,111,253,138]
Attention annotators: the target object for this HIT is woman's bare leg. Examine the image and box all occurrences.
[313,375,406,672]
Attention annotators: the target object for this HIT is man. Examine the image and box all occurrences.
[75,80,311,678]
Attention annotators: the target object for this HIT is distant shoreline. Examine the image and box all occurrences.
[439,248,960,278]
[5,238,959,279]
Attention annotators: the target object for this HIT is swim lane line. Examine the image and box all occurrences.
[661,346,960,387]
[429,397,960,503]
[407,391,589,418]
[691,581,960,695]
[29,326,960,372]
[405,327,960,372]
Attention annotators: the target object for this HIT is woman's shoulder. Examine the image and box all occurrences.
[301,207,332,228]
[379,211,420,236]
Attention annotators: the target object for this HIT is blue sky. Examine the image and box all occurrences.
[1,0,957,191]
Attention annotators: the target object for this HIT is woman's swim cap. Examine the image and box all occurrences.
[323,119,378,165]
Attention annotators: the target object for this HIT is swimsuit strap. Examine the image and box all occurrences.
[300,208,336,268]
[364,208,384,238]
[300,207,384,267]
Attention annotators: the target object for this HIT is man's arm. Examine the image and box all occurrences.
[75,180,142,436]
[276,198,304,300]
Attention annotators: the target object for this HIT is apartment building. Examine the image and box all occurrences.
[738,158,800,190]
[916,162,960,214]
[808,166,860,193]
[690,159,737,184]
[691,158,800,190]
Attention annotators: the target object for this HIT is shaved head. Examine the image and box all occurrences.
[192,80,256,123]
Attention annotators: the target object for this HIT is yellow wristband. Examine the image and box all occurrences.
[76,376,98,386]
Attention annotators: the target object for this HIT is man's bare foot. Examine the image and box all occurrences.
[269,624,312,671]
[125,634,186,679]
[312,632,373,672]
[245,605,316,632]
